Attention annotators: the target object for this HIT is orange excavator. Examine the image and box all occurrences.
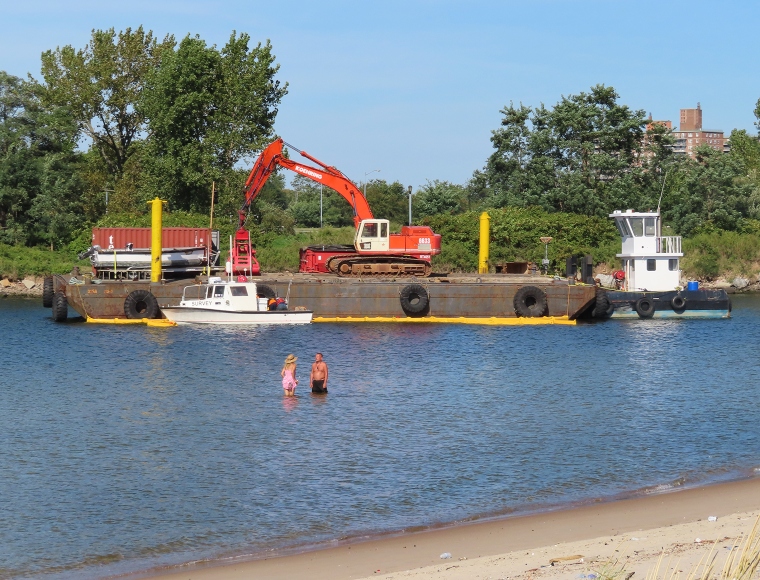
[231,139,441,277]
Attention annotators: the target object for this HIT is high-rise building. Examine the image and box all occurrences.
[671,104,730,158]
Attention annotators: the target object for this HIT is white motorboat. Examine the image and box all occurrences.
[161,278,312,325]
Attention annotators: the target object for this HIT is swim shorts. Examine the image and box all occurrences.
[311,380,327,393]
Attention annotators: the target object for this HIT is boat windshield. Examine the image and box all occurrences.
[230,286,248,297]
[628,218,644,237]
[615,219,632,237]
[213,286,225,298]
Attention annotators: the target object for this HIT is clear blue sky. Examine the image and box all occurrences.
[3,0,759,190]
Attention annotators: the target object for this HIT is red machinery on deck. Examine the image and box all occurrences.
[231,139,441,276]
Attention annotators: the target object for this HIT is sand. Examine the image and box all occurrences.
[141,477,760,580]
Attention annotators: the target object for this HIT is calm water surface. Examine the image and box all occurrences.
[2,295,760,579]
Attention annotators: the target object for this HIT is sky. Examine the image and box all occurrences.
[2,0,759,191]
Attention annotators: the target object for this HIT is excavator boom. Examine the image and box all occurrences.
[239,138,373,229]
[232,138,440,277]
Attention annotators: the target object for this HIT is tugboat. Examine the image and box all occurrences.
[604,210,731,319]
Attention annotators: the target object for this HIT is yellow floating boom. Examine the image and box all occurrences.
[86,316,176,327]
[313,316,575,326]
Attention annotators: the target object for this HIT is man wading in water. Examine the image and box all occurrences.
[310,353,328,394]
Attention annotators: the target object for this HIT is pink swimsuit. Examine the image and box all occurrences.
[282,369,296,392]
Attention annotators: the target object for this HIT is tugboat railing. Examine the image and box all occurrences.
[656,236,681,254]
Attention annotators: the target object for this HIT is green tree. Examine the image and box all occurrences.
[141,32,287,211]
[665,145,751,235]
[413,180,467,219]
[475,85,651,217]
[39,27,175,180]
[364,179,408,225]
[0,72,85,248]
[287,175,353,227]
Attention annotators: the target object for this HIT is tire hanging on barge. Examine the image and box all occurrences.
[671,295,686,311]
[513,285,548,317]
[592,288,613,318]
[399,284,430,316]
[255,284,276,299]
[52,291,68,322]
[635,297,655,319]
[42,276,54,308]
[124,290,159,319]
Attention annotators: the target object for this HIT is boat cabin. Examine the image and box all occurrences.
[610,210,682,292]
[179,278,269,311]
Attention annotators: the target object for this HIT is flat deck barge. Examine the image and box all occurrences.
[50,274,598,322]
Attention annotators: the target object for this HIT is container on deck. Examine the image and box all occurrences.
[687,281,699,291]
[92,227,213,250]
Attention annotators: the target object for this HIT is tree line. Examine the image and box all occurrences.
[1,26,760,257]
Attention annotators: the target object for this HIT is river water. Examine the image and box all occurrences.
[2,295,760,579]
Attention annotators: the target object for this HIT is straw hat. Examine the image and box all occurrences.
[284,354,297,364]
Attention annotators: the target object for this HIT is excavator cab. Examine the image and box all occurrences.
[355,220,389,252]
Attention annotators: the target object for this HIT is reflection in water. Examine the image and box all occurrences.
[1,296,760,579]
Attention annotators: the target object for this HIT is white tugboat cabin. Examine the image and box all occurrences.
[610,210,682,292]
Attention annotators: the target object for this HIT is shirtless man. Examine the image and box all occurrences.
[310,353,328,394]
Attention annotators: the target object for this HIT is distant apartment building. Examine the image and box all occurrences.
[670,104,730,158]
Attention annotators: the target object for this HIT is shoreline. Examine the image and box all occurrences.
[131,476,760,580]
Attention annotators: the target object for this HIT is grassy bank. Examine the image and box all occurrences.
[0,244,90,279]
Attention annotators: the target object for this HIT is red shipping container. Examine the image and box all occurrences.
[92,228,212,250]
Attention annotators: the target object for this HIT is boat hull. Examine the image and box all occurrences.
[161,307,313,325]
[606,289,731,320]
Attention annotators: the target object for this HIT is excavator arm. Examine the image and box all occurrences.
[239,138,373,229]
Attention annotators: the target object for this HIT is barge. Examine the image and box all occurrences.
[47,273,599,323]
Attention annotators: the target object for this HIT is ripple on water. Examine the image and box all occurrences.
[1,295,760,579]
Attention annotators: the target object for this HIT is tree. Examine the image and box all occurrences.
[39,27,175,180]
[364,179,408,225]
[475,85,651,217]
[413,180,467,219]
[665,145,751,235]
[0,71,85,248]
[141,32,287,211]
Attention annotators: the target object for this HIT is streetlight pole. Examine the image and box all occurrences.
[364,169,380,198]
[408,185,413,226]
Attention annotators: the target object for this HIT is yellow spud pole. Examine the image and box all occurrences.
[478,212,490,274]
[147,197,167,283]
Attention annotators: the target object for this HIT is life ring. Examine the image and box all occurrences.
[591,288,612,318]
[635,297,655,319]
[399,284,429,315]
[256,284,276,299]
[513,285,548,317]
[671,295,686,310]
[52,291,68,322]
[124,289,159,319]
[42,276,54,308]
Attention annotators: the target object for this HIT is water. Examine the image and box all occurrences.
[2,295,760,579]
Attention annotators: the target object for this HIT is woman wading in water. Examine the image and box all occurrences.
[281,354,298,396]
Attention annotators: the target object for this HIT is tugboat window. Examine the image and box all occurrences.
[629,218,643,237]
[230,286,248,297]
[647,259,656,271]
[669,259,679,271]
[213,286,225,298]
[645,218,656,236]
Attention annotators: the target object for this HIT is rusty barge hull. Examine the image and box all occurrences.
[54,274,596,320]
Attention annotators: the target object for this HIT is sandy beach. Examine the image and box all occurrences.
[140,476,760,580]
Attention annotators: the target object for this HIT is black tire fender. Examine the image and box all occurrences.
[42,276,54,308]
[256,284,276,299]
[592,288,612,318]
[513,285,548,317]
[399,284,429,315]
[635,297,655,319]
[671,295,686,310]
[52,291,68,322]
[124,289,159,319]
